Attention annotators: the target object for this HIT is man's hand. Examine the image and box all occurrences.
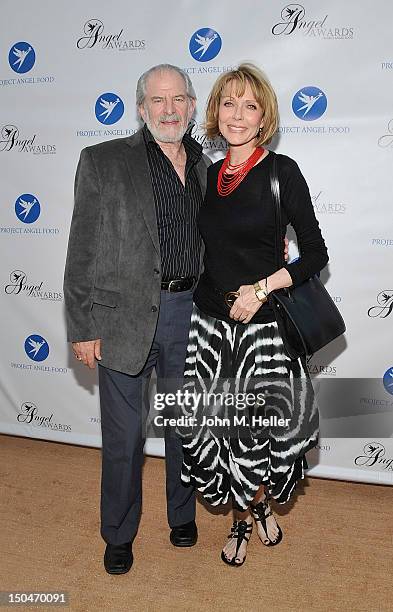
[284,237,289,261]
[72,339,102,369]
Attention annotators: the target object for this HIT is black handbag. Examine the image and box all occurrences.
[268,152,346,359]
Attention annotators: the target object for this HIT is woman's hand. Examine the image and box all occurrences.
[229,285,264,324]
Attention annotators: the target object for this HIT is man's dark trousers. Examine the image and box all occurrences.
[98,289,195,545]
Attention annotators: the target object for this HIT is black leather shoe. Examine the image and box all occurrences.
[170,520,198,547]
[104,542,133,574]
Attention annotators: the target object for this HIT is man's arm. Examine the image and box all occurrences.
[63,148,103,363]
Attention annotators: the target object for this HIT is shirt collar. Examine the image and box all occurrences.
[143,124,202,163]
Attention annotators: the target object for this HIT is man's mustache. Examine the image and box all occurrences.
[158,113,181,123]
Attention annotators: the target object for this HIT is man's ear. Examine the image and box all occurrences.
[188,98,196,120]
[139,103,146,122]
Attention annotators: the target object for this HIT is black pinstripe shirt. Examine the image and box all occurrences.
[143,125,203,280]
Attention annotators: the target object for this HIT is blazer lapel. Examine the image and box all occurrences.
[123,131,160,255]
[195,156,208,197]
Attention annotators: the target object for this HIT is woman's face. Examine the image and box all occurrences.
[218,80,264,148]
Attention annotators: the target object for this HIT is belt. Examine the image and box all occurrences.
[161,277,196,292]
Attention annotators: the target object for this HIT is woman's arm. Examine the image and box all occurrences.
[275,156,329,287]
[230,156,328,323]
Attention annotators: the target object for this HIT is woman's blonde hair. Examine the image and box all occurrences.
[205,63,278,146]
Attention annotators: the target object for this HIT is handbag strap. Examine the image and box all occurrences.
[269,152,285,271]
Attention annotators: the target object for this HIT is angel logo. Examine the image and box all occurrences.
[368,290,393,318]
[355,442,386,466]
[272,4,306,35]
[292,86,327,121]
[78,19,106,48]
[24,334,49,362]
[77,19,124,50]
[378,119,393,148]
[18,402,38,421]
[354,442,393,472]
[189,28,222,62]
[77,19,142,50]
[5,270,44,296]
[0,125,36,153]
[272,5,333,37]
[17,402,43,425]
[17,402,70,431]
[383,367,393,396]
[14,193,41,223]
[8,41,36,73]
[95,93,124,125]
[5,270,27,294]
[0,125,54,154]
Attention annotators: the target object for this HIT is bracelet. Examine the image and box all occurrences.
[253,278,269,303]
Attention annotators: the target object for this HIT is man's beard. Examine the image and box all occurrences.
[144,108,189,143]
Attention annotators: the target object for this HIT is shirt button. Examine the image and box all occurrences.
[154,268,160,275]
[151,305,158,312]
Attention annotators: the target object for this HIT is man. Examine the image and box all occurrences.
[64,64,209,574]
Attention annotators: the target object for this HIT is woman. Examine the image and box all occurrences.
[178,64,328,566]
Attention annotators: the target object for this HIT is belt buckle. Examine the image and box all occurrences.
[224,291,240,309]
[168,279,179,292]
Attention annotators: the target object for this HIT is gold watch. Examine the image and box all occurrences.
[253,280,268,303]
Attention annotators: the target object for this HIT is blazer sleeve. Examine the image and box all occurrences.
[280,156,329,287]
[63,148,102,342]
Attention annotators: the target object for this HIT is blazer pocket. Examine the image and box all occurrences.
[91,287,119,308]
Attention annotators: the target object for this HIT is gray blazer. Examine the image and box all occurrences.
[63,128,210,375]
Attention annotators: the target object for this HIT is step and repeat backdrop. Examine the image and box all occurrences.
[1,1,392,485]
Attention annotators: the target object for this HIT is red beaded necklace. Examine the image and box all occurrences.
[217,146,264,197]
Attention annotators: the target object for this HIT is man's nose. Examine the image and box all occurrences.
[164,98,174,115]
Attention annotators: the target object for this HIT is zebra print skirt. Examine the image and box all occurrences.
[178,305,319,511]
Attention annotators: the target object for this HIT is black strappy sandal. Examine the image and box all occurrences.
[250,497,283,547]
[221,520,253,567]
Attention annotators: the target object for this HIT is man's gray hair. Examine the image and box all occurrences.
[136,64,196,106]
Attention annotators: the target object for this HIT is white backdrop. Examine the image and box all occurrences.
[1,0,392,486]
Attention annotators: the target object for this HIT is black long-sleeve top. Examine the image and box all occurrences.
[143,125,203,280]
[194,152,329,324]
